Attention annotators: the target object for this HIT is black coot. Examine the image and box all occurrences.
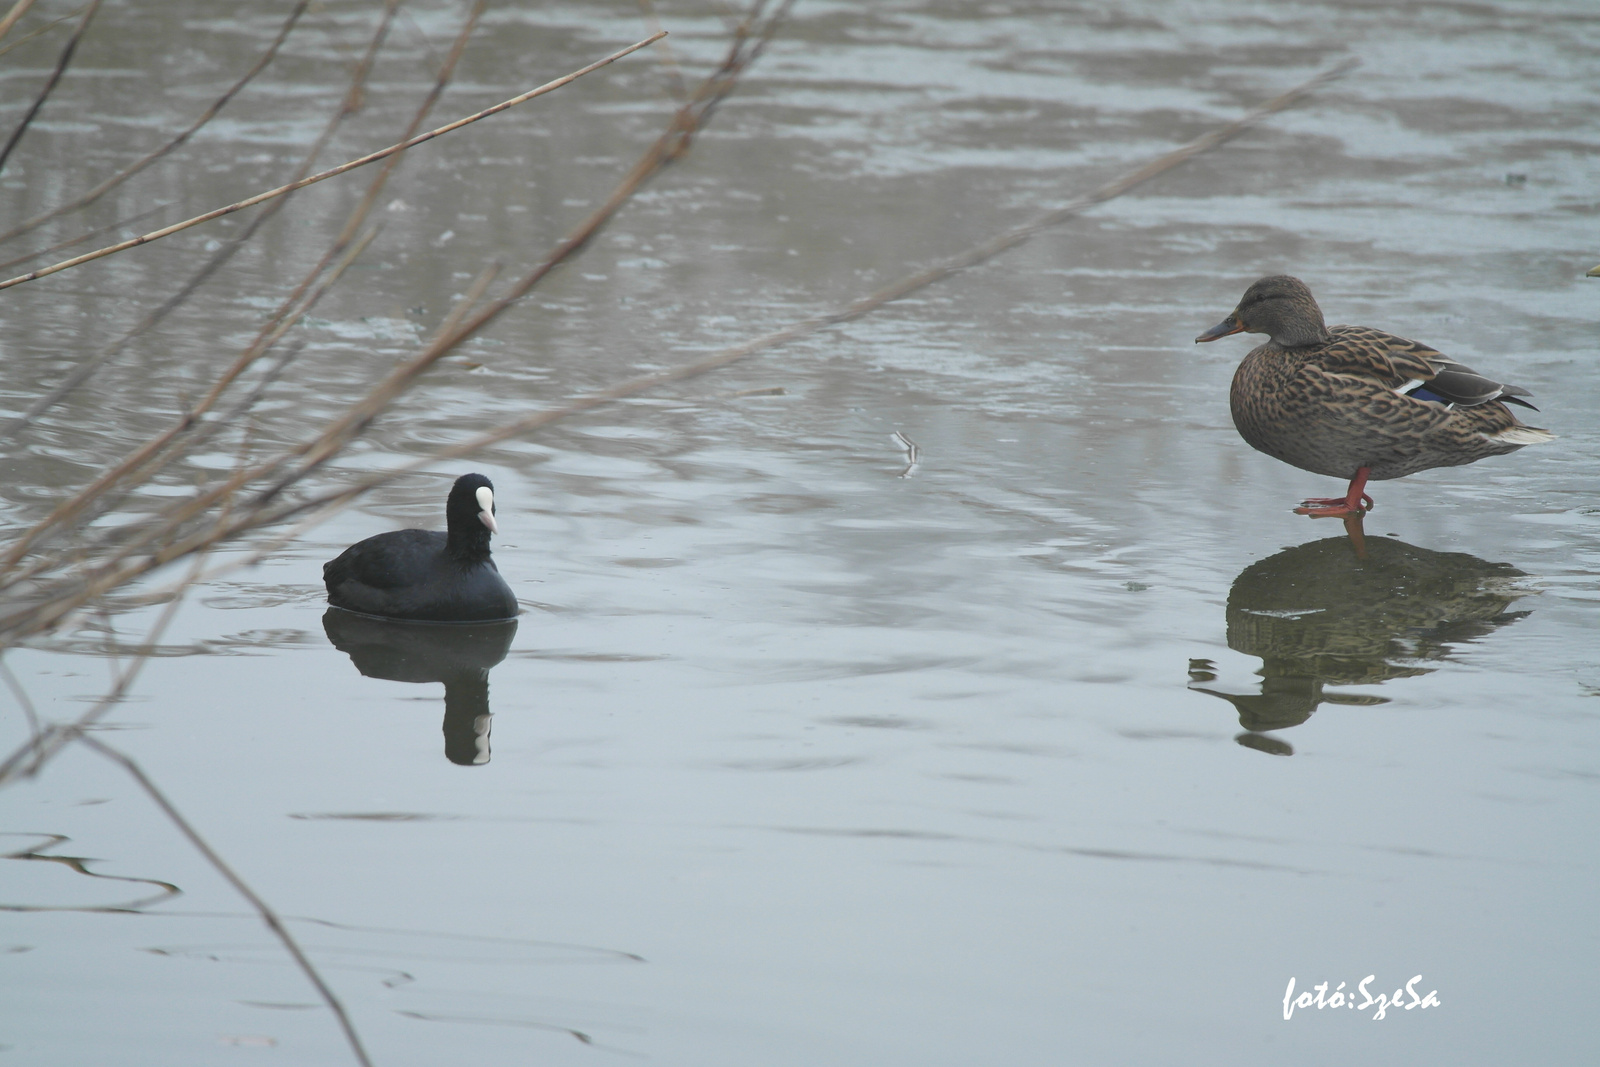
[323,473,517,622]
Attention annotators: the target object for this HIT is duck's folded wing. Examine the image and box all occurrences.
[1419,359,1538,409]
[1325,325,1538,410]
[324,530,441,589]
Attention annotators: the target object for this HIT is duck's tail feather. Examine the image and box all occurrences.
[1487,425,1556,445]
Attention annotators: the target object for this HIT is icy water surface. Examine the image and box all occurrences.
[2,1,1598,1064]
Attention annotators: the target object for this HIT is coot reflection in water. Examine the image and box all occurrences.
[322,608,517,766]
[1189,520,1531,756]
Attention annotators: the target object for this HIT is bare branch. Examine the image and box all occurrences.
[0,30,668,293]
[0,0,40,45]
[0,2,76,59]
[78,734,374,1067]
[0,47,1354,660]
[0,0,101,175]
[1,1,407,439]
[0,658,41,746]
[0,1,312,246]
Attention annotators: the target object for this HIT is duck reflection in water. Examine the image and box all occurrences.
[1189,517,1530,756]
[322,608,516,766]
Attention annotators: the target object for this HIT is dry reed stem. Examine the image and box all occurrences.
[0,30,667,294]
[78,734,374,1067]
[92,0,486,494]
[0,226,380,590]
[0,2,76,59]
[0,658,41,747]
[0,0,100,175]
[0,199,173,274]
[1,0,407,437]
[261,0,794,495]
[339,0,403,118]
[0,1,312,246]
[32,1,771,576]
[637,0,689,100]
[234,57,1361,529]
[215,0,482,401]
[0,7,778,645]
[0,30,1349,655]
[0,0,38,44]
[429,261,503,346]
[0,0,488,559]
[0,547,204,784]
[332,0,486,252]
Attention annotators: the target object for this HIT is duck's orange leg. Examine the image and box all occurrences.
[1295,467,1373,517]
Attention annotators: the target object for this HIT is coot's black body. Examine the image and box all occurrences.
[323,473,517,623]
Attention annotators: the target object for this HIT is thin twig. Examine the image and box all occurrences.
[0,2,76,59]
[186,0,481,429]
[0,199,174,275]
[0,658,41,747]
[117,0,477,458]
[0,16,740,583]
[0,2,406,440]
[331,0,484,252]
[265,3,794,495]
[78,734,374,1067]
[0,1,311,246]
[0,45,1352,658]
[0,3,500,552]
[0,225,381,584]
[0,0,101,175]
[250,59,1363,509]
[0,30,667,293]
[0,0,39,44]
[430,262,503,347]
[0,547,203,784]
[0,8,776,646]
[339,0,402,118]
[637,0,688,100]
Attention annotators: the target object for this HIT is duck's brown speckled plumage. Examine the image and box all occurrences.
[1229,322,1542,481]
[1196,276,1553,510]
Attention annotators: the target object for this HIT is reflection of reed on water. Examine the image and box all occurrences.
[322,609,516,766]
[1190,525,1530,754]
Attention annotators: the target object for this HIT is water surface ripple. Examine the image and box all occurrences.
[1,2,1597,1064]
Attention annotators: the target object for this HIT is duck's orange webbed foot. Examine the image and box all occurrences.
[1293,468,1373,518]
[1294,499,1370,517]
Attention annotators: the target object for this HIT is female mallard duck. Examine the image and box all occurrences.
[1195,275,1554,516]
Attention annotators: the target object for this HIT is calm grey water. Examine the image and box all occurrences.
[2,1,1598,1064]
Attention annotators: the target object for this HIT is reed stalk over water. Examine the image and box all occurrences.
[0,1,312,246]
[0,0,99,175]
[0,6,1353,1061]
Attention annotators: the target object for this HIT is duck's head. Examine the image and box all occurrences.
[1195,275,1329,348]
[447,472,499,536]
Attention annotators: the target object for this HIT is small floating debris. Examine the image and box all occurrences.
[891,430,918,478]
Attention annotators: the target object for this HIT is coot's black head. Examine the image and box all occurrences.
[1195,275,1330,349]
[445,473,499,559]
